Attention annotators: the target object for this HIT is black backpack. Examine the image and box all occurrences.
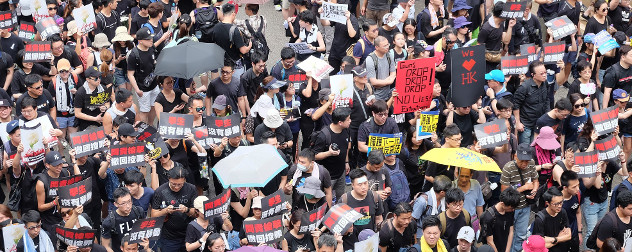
[194,7,219,42]
[586,211,618,250]
[245,16,270,60]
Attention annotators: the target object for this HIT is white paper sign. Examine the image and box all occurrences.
[330,74,353,109]
[20,115,58,148]
[72,3,97,33]
[321,2,348,24]
[354,233,379,252]
[3,224,26,252]
[31,0,49,23]
[297,56,334,82]
[20,123,46,166]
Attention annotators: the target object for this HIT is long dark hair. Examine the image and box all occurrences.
[114,41,134,58]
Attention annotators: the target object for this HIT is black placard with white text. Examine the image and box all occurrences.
[474,119,508,149]
[299,204,328,234]
[594,134,622,162]
[57,178,92,207]
[542,42,565,65]
[128,217,165,244]
[499,1,526,19]
[545,16,577,40]
[203,188,231,219]
[450,45,485,107]
[590,106,619,136]
[54,225,97,248]
[158,113,193,139]
[322,204,363,235]
[501,55,529,75]
[70,127,107,157]
[24,41,52,62]
[243,215,284,245]
[109,143,146,169]
[574,151,599,178]
[261,189,288,219]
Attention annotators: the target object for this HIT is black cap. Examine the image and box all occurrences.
[118,123,139,137]
[516,143,533,161]
[85,66,101,79]
[6,120,18,134]
[136,27,153,41]
[0,99,11,107]
[45,151,65,166]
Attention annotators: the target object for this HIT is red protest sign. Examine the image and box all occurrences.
[54,225,97,248]
[322,204,363,235]
[203,188,231,219]
[394,58,435,114]
[244,214,284,245]
[299,204,328,234]
[574,151,599,178]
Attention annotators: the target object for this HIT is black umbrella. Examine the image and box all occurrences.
[154,41,225,79]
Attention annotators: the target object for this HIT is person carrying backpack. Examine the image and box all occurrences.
[191,0,219,42]
[411,175,452,239]
[234,4,270,62]
[143,2,172,52]
[383,154,410,211]
[611,167,632,211]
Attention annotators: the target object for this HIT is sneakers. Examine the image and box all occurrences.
[345,175,351,185]
[275,4,282,11]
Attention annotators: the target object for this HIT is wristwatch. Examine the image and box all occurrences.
[553,237,558,244]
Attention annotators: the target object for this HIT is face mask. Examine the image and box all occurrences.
[305,194,315,199]
[297,164,308,172]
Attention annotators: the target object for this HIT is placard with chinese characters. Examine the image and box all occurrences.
[474,119,509,149]
[109,143,146,169]
[574,151,599,178]
[57,178,92,207]
[54,225,96,248]
[128,217,165,244]
[70,127,106,157]
[322,204,363,235]
[368,133,403,156]
[590,105,619,136]
[417,111,439,140]
[203,188,231,219]
[243,214,284,245]
[299,204,327,234]
[261,189,288,219]
[158,113,193,139]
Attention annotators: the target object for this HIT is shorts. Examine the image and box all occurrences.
[114,68,129,87]
[57,116,76,129]
[623,133,632,138]
[137,85,161,113]
[563,47,577,64]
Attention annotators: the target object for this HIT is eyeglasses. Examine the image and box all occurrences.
[450,137,463,142]
[27,224,42,230]
[221,70,233,75]
[601,8,608,12]
[551,201,563,207]
[169,181,184,188]
[29,85,43,90]
[195,107,206,112]
[446,39,456,44]
[116,200,132,206]
[375,112,388,117]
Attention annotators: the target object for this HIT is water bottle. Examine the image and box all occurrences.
[171,3,176,15]
[198,152,210,179]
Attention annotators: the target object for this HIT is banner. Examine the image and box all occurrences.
[109,143,146,169]
[545,16,576,40]
[520,43,539,63]
[330,74,353,109]
[501,55,529,75]
[72,3,97,33]
[205,114,241,141]
[128,217,165,244]
[299,204,327,234]
[474,119,509,149]
[136,122,168,159]
[321,2,348,23]
[499,1,526,19]
[354,233,379,252]
[322,204,363,234]
[31,0,49,22]
[416,111,439,140]
[287,72,307,91]
[3,224,25,252]
[574,151,599,178]
[593,30,620,54]
[20,123,45,166]
[0,11,15,29]
[243,214,284,245]
[297,56,334,82]
[24,41,52,62]
[203,188,231,219]
[46,174,85,197]
[261,189,288,219]
[158,113,193,139]
[590,105,619,136]
[18,22,36,41]
[542,42,565,65]
[35,17,61,39]
[70,127,106,157]
[450,45,485,107]
[193,126,215,149]
[58,178,92,207]
[394,58,435,114]
[54,225,96,248]
[286,42,314,55]
[368,133,403,156]
[594,134,622,162]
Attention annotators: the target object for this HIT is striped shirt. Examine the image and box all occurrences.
[500,160,538,209]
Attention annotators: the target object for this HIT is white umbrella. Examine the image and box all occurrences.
[212,144,288,188]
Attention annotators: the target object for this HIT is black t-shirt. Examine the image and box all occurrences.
[212,23,246,62]
[612,5,632,32]
[597,211,632,245]
[74,84,109,130]
[287,164,332,203]
[155,89,185,113]
[0,52,14,92]
[116,0,133,17]
[379,219,417,252]
[479,20,504,52]
[127,47,158,92]
[77,156,103,214]
[330,15,360,60]
[240,68,268,106]
[101,206,145,252]
[452,110,479,147]
[378,27,398,46]
[96,11,121,41]
[535,113,564,135]
[344,191,384,232]
[350,86,371,131]
[311,126,350,179]
[167,140,202,185]
[585,161,619,203]
[206,77,245,115]
[130,13,150,35]
[480,206,514,252]
[562,194,581,236]
[53,49,83,70]
[416,9,445,45]
[151,182,197,240]
[15,91,55,116]
[184,217,223,252]
[298,82,321,116]
[603,62,632,105]
[155,161,194,187]
[1,34,24,62]
[292,194,327,212]
[11,64,50,97]
[584,16,613,35]
[16,235,40,252]
[360,166,392,192]
[283,231,316,252]
[423,162,455,192]
[533,209,570,252]
[442,211,468,248]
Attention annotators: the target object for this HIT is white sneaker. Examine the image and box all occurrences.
[275,4,282,11]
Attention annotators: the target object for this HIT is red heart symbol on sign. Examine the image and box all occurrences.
[462,59,476,71]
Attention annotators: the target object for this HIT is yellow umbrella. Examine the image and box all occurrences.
[420,147,501,173]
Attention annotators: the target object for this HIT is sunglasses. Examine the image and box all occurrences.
[30,85,43,90]
[59,69,69,73]
[195,107,206,112]
[601,8,608,11]
[61,209,73,217]
[48,7,56,10]
[446,39,456,44]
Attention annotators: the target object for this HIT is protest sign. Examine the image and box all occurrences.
[394,57,435,114]
[46,174,85,198]
[321,2,348,23]
[24,41,52,62]
[355,233,379,252]
[368,133,403,156]
[322,204,363,234]
[280,107,300,121]
[545,16,576,40]
[3,224,25,252]
[193,126,215,149]
[243,214,284,245]
[203,188,231,219]
[450,45,485,107]
[299,204,327,234]
[287,42,314,55]
[109,143,146,169]
[18,22,36,41]
[205,114,242,142]
[416,111,439,140]
[501,55,529,75]
[20,124,45,166]
[158,113,193,139]
[542,42,565,65]
[499,1,526,19]
[330,74,354,109]
[297,56,334,82]
[590,106,619,136]
[520,43,539,63]
[287,72,307,91]
[136,122,168,159]
[168,12,179,33]
[20,115,58,148]
[261,189,288,219]
[72,4,97,33]
[31,0,49,22]
[70,127,107,157]
[593,30,620,54]
[0,11,15,29]
[594,135,622,162]
[128,217,165,244]
[474,119,509,149]
[54,225,96,248]
[574,151,599,178]
[35,17,60,40]
[58,178,92,208]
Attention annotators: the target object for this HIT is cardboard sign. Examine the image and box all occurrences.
[18,22,36,41]
[545,16,577,40]
[203,188,231,219]
[72,4,97,33]
[70,127,107,157]
[0,11,15,29]
[416,111,439,140]
[520,43,539,63]
[280,107,300,121]
[330,74,354,109]
[594,134,622,162]
[574,151,599,178]
[192,126,214,149]
[287,42,314,55]
[205,114,242,142]
[593,30,620,54]
[58,178,92,207]
[136,122,168,159]
[109,143,146,169]
[322,204,363,235]
[54,225,97,248]
[35,17,61,39]
[474,119,509,149]
[21,115,58,148]
[3,224,26,252]
[501,55,529,75]
[368,133,403,156]
[499,1,526,19]
[261,189,288,219]
[31,0,49,22]
[128,217,165,244]
[299,204,328,234]
[24,41,52,62]
[590,106,619,136]
[297,56,334,82]
[542,42,565,65]
[287,72,307,91]
[450,45,485,107]
[243,214,284,245]
[394,58,435,114]
[354,233,379,252]
[321,2,348,24]
[46,174,85,198]
[20,123,45,166]
[158,113,193,139]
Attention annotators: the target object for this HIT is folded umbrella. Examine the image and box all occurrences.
[212,144,289,188]
[420,147,501,172]
[154,41,225,79]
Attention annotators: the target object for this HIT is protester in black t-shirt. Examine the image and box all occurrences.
[447,103,486,147]
[560,170,582,252]
[379,203,417,252]
[360,150,392,200]
[240,52,269,108]
[49,34,83,76]
[212,3,252,77]
[127,27,159,124]
[532,187,572,252]
[102,187,145,252]
[535,98,572,136]
[597,191,632,248]
[357,100,399,166]
[74,67,110,130]
[603,45,632,107]
[284,149,333,207]
[282,209,318,252]
[185,196,231,252]
[130,0,151,37]
[312,107,351,200]
[0,51,14,95]
[439,188,471,248]
[320,5,359,74]
[95,0,121,41]
[340,169,384,232]
[479,188,520,252]
[478,2,515,71]
[15,74,56,118]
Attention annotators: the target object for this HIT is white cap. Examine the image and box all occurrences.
[457,226,475,243]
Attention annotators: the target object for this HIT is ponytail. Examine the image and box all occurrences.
[100,49,113,78]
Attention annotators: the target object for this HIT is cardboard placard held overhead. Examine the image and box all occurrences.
[54,225,97,248]
[203,188,231,219]
[368,133,403,156]
[243,215,284,245]
[501,55,529,75]
[128,217,165,244]
[192,126,215,149]
[450,45,485,107]
[590,106,619,136]
[287,42,314,55]
[394,58,435,114]
[416,111,439,140]
[499,1,526,19]
[35,17,61,40]
[594,134,622,162]
[545,16,577,40]
[542,42,565,65]
[321,2,348,23]
[70,127,107,157]
[136,122,168,159]
[18,22,36,41]
[57,178,92,208]
[574,151,599,178]
[474,119,509,149]
[260,189,288,219]
[520,43,539,63]
[330,74,354,109]
[109,143,146,169]
[205,114,242,141]
[158,113,194,139]
[72,4,97,33]
[0,11,16,29]
[45,174,85,198]
[24,41,52,62]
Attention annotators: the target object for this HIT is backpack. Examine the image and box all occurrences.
[438,210,471,236]
[478,206,496,243]
[129,46,156,88]
[387,159,410,209]
[245,16,270,60]
[586,211,618,250]
[368,51,392,75]
[309,127,332,149]
[611,179,632,211]
[346,37,365,57]
[141,21,163,38]
[194,7,219,42]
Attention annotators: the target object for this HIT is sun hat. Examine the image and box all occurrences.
[531,126,561,150]
[112,26,134,42]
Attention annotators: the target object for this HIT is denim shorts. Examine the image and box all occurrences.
[114,68,129,87]
[57,116,76,129]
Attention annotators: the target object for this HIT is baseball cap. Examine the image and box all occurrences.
[614,89,630,102]
[352,66,368,77]
[136,27,153,41]
[45,151,65,166]
[85,66,102,79]
[318,88,331,101]
[485,69,505,83]
[382,13,398,28]
[516,143,534,161]
[583,33,595,44]
[193,196,209,213]
[118,123,139,137]
[0,99,11,108]
[57,59,71,71]
[6,120,19,134]
[212,95,228,110]
[457,226,475,243]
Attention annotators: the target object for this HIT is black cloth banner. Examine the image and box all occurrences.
[70,126,106,157]
[474,119,508,149]
[58,178,92,207]
[261,189,288,219]
[322,204,363,234]
[594,134,622,162]
[129,217,166,244]
[501,55,529,75]
[24,41,52,62]
[450,45,485,107]
[158,113,193,139]
[109,143,146,169]
[299,204,328,234]
[54,225,97,248]
[542,42,565,65]
[574,151,599,178]
[203,188,231,219]
[243,214,284,245]
[590,105,619,136]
